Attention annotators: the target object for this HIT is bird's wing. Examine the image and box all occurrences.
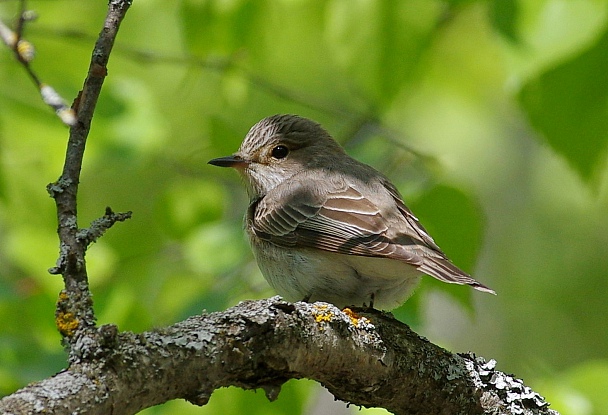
[382,181,442,252]
[251,176,495,293]
[251,177,430,265]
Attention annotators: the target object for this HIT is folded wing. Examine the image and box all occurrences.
[251,176,494,293]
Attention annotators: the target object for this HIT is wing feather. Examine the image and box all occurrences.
[250,174,495,294]
[251,177,427,263]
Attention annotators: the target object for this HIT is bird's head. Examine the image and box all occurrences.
[208,114,345,199]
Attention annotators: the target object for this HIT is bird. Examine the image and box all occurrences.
[208,114,495,310]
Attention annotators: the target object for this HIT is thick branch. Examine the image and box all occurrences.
[0,298,558,415]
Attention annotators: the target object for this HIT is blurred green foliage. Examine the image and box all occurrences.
[1,0,607,414]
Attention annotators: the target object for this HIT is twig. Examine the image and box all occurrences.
[76,207,133,248]
[20,25,440,167]
[46,0,132,353]
[0,0,76,125]
[18,25,353,119]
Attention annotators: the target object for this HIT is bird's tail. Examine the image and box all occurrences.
[418,257,496,295]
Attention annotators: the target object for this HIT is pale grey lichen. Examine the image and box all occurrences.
[463,353,555,414]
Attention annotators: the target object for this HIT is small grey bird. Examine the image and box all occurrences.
[209,114,494,309]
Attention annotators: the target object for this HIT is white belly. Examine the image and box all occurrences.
[251,240,421,310]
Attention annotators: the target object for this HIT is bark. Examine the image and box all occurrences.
[0,298,558,415]
[46,0,132,343]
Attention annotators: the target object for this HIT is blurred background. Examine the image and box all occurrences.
[1,0,607,414]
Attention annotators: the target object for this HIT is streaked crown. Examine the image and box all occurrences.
[238,114,345,161]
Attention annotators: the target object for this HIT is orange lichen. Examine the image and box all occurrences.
[312,304,334,324]
[56,311,79,337]
[55,290,79,337]
[58,291,69,303]
[56,291,79,338]
[342,308,360,325]
[342,307,372,327]
[55,312,78,337]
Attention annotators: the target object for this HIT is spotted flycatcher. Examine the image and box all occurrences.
[209,114,494,309]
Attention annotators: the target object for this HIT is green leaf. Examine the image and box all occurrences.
[179,0,263,56]
[409,184,486,309]
[325,0,442,107]
[0,139,5,202]
[519,27,608,185]
[489,0,520,43]
[537,360,608,415]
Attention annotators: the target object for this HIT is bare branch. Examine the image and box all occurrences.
[0,1,76,125]
[0,299,558,415]
[45,0,132,351]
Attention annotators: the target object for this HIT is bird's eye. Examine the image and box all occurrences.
[271,145,289,159]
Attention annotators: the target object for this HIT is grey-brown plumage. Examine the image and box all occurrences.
[209,114,495,309]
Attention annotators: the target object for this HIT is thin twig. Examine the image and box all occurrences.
[22,25,354,119]
[0,0,76,125]
[76,207,133,248]
[21,25,440,167]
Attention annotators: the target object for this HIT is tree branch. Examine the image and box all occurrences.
[0,1,76,126]
[45,0,132,353]
[0,298,558,415]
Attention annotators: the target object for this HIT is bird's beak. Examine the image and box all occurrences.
[208,155,249,169]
